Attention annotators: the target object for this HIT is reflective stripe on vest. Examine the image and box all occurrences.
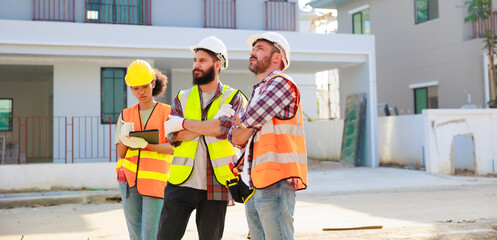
[251,74,308,190]
[115,103,173,198]
[168,84,240,186]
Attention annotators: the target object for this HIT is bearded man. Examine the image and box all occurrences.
[229,32,308,240]
[156,36,245,240]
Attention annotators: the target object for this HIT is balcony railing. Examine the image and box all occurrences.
[33,0,75,22]
[204,0,236,29]
[473,12,497,38]
[0,116,118,165]
[265,0,296,31]
[85,0,151,25]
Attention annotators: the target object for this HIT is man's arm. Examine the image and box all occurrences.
[167,95,187,146]
[172,129,201,142]
[182,119,223,137]
[183,90,245,138]
[230,115,255,146]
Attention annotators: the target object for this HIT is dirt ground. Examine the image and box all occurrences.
[1,161,497,240]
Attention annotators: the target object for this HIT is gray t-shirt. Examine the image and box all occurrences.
[181,90,216,190]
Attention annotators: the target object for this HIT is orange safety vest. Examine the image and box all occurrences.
[251,74,308,190]
[116,103,173,198]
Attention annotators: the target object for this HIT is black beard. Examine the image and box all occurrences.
[192,66,216,85]
[249,55,272,75]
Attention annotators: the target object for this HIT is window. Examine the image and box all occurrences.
[316,69,340,119]
[101,68,127,124]
[0,99,12,131]
[352,9,370,34]
[414,86,438,114]
[86,0,151,25]
[415,0,438,24]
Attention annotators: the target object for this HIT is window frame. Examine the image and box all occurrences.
[0,98,13,132]
[413,87,428,114]
[414,0,438,24]
[85,0,148,25]
[412,84,438,114]
[351,7,370,35]
[101,68,127,124]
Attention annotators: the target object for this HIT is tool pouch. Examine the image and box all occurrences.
[227,176,254,203]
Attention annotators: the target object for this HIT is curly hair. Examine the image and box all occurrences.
[152,68,168,97]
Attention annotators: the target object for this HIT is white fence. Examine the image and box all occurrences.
[304,119,343,160]
[378,115,424,166]
[424,109,497,175]
[304,116,425,167]
[0,162,117,191]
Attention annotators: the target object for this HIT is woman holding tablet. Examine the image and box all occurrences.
[114,59,174,240]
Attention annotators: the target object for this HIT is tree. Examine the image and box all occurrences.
[465,0,497,107]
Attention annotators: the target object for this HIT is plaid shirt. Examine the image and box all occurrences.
[169,82,244,201]
[228,70,298,187]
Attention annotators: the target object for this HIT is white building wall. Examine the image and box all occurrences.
[0,80,51,118]
[305,120,343,160]
[1,3,378,166]
[152,0,204,28]
[336,0,486,111]
[0,163,117,191]
[292,74,318,119]
[1,0,299,31]
[424,109,497,175]
[237,0,269,30]
[54,62,101,117]
[0,0,31,20]
[378,115,424,166]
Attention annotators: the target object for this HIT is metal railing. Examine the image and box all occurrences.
[0,117,21,164]
[265,0,296,31]
[85,0,152,25]
[204,0,237,29]
[473,12,497,38]
[71,116,118,163]
[0,116,119,165]
[33,0,75,22]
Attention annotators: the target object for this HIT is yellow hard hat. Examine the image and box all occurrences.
[125,60,155,86]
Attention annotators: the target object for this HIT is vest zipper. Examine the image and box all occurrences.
[134,103,156,187]
[135,149,141,186]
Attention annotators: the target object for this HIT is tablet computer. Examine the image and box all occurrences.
[129,129,159,144]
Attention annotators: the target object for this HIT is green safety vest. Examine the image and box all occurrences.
[168,84,243,186]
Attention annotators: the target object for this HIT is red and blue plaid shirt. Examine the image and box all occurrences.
[228,70,298,188]
[169,82,244,201]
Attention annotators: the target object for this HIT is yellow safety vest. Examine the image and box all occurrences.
[168,84,242,186]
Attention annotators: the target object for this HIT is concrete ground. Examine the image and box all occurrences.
[1,161,497,239]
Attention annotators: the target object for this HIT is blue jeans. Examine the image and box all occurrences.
[245,181,296,240]
[119,182,163,240]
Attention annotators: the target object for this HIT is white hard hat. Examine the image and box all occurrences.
[247,32,290,71]
[190,36,228,69]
